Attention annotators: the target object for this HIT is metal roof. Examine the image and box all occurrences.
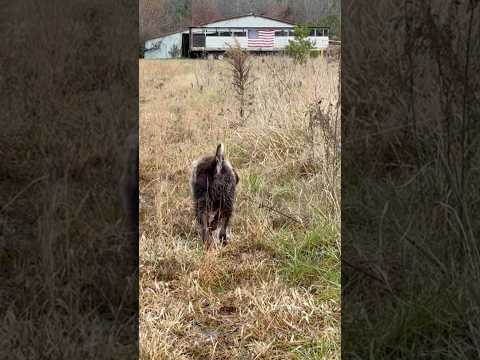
[192,12,296,27]
[147,29,187,40]
[147,13,329,41]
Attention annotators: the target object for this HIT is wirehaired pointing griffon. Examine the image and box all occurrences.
[190,144,239,248]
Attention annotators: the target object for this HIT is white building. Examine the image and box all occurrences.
[144,13,329,59]
[144,31,184,59]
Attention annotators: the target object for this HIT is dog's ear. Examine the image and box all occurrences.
[215,143,224,175]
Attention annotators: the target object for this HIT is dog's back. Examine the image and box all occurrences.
[190,155,215,201]
[190,144,239,246]
[191,148,239,203]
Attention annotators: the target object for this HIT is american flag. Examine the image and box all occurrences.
[247,29,275,48]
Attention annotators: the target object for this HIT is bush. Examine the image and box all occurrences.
[224,43,254,125]
[286,24,314,64]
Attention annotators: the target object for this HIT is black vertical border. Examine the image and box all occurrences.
[342,1,480,358]
[1,0,139,357]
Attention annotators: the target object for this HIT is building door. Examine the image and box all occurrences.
[182,33,189,57]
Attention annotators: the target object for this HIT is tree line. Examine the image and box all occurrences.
[140,0,340,45]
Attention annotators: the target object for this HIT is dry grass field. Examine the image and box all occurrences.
[139,55,340,359]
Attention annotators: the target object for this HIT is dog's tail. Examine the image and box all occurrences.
[215,143,224,175]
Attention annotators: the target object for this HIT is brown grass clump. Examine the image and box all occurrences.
[140,55,340,359]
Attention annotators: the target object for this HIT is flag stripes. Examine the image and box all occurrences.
[247,30,275,48]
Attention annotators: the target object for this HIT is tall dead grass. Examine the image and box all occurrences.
[342,1,480,358]
[140,55,340,359]
[1,0,138,358]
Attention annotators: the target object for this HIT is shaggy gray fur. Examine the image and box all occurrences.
[191,144,239,247]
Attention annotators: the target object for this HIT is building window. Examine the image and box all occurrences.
[275,30,288,37]
[192,33,206,47]
[309,29,316,37]
[233,31,246,37]
[288,30,295,37]
[206,31,218,36]
[219,31,232,36]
